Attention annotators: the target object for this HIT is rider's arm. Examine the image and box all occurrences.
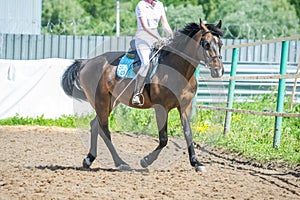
[160,9,173,38]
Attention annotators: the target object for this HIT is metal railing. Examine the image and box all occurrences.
[194,35,300,148]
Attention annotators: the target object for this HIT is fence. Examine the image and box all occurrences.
[1,34,299,62]
[196,36,300,104]
[196,61,300,103]
[0,34,134,60]
[37,17,299,39]
[194,36,300,148]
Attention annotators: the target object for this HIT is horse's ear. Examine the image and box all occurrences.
[199,18,206,29]
[199,18,203,25]
[216,20,222,28]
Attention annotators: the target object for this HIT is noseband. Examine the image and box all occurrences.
[200,30,222,68]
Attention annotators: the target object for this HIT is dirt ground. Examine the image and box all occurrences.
[0,126,299,200]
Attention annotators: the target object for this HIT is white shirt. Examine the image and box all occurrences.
[135,0,165,30]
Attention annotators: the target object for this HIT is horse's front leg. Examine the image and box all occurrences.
[83,117,98,168]
[140,105,169,168]
[178,106,207,172]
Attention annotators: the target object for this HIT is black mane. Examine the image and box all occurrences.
[205,23,224,37]
[160,21,224,57]
[173,22,224,40]
[168,23,201,50]
[177,22,201,38]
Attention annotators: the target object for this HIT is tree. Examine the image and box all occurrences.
[208,0,299,39]
[164,0,198,7]
[289,0,300,19]
[42,0,86,34]
[42,0,119,35]
[78,0,115,20]
[42,0,298,37]
[166,4,205,31]
[198,0,222,22]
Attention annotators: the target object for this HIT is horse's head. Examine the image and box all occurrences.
[164,20,224,78]
[196,19,224,78]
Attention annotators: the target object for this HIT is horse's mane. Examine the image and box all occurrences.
[174,22,224,40]
[162,22,224,55]
[205,23,224,37]
[176,22,201,39]
[164,23,200,51]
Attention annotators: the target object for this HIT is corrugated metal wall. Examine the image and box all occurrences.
[0,0,42,34]
[0,34,299,63]
[0,35,135,60]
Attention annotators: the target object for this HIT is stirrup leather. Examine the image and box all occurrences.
[132,74,146,106]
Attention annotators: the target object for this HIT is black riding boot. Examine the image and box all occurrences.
[132,74,146,106]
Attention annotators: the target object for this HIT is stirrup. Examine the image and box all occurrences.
[132,93,144,106]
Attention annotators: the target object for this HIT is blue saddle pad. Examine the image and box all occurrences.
[116,55,158,79]
[116,55,136,79]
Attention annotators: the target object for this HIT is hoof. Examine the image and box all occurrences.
[140,158,149,168]
[82,157,92,168]
[195,165,207,172]
[118,164,131,171]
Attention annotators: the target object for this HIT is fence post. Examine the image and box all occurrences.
[273,41,289,148]
[223,48,239,135]
[289,57,300,110]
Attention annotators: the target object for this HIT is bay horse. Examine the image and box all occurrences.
[61,20,224,171]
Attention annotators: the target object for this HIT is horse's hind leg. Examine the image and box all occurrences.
[94,91,130,170]
[83,115,130,170]
[98,121,130,170]
[140,105,169,168]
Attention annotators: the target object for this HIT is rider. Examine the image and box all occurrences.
[132,0,173,106]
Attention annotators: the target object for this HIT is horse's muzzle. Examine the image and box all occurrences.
[210,64,224,78]
[208,57,224,78]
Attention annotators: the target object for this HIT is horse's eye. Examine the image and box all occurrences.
[203,41,210,50]
[219,40,223,47]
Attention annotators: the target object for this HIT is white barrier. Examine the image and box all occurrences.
[0,58,85,119]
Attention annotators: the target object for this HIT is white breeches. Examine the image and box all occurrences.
[135,29,159,77]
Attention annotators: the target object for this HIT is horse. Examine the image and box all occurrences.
[61,19,224,172]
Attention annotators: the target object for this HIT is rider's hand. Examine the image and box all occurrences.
[157,39,165,48]
[156,38,171,49]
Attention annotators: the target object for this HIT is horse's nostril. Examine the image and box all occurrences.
[211,67,224,78]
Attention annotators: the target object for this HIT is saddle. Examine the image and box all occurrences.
[126,40,142,69]
[116,39,160,79]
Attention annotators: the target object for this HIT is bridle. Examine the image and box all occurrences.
[200,30,222,69]
[146,28,223,70]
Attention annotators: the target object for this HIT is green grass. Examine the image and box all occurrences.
[0,93,299,166]
[0,114,94,128]
[191,93,300,166]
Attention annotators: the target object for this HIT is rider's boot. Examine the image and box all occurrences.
[132,74,146,106]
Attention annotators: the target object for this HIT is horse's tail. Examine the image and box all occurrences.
[61,59,88,101]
